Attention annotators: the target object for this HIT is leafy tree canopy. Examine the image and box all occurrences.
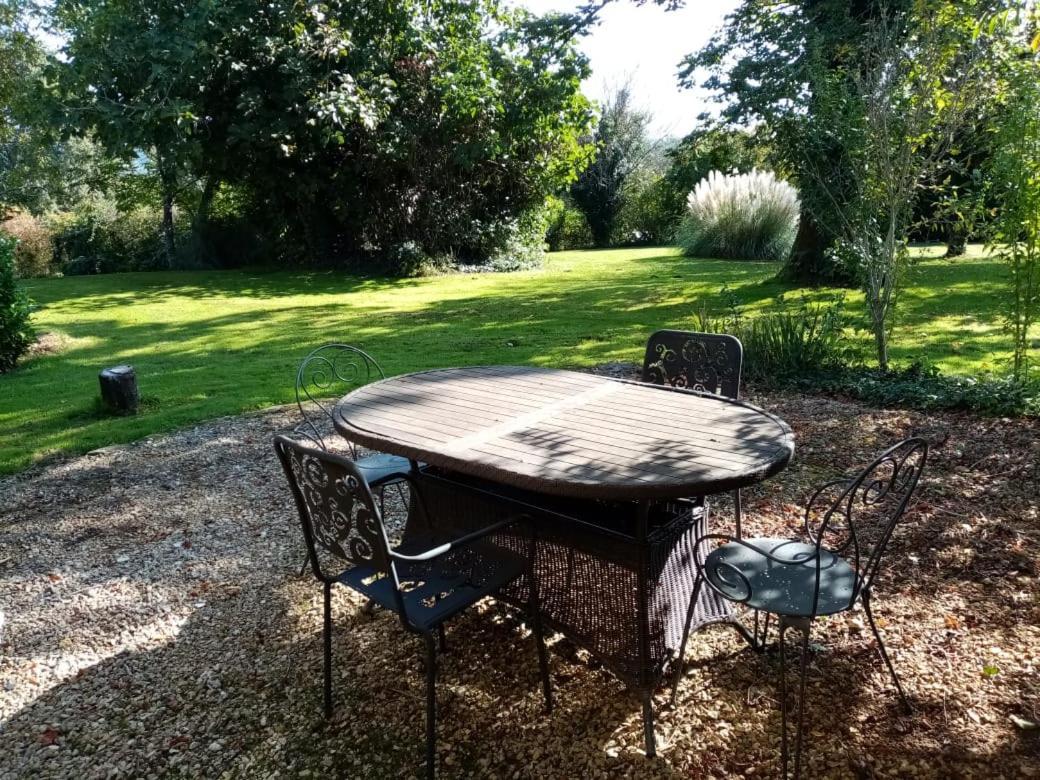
[47,0,595,268]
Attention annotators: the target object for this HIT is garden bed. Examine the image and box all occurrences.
[1,390,1037,778]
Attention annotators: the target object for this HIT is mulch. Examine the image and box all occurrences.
[1,372,1038,778]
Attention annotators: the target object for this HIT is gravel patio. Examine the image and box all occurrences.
[2,381,1038,779]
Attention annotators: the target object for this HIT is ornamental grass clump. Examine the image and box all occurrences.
[676,169,800,262]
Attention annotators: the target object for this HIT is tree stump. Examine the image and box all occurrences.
[99,365,139,415]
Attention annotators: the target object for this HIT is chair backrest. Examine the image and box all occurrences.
[804,437,929,612]
[295,343,385,450]
[273,435,403,608]
[642,330,742,399]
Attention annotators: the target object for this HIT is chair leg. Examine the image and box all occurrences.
[563,547,576,591]
[793,624,811,780]
[642,692,656,757]
[779,621,789,779]
[300,551,310,578]
[424,633,437,780]
[862,590,911,712]
[733,488,742,539]
[323,581,333,718]
[670,572,703,706]
[753,610,772,652]
[437,623,447,653]
[529,575,553,713]
[778,617,812,780]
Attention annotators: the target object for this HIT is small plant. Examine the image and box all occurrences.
[0,234,36,373]
[676,169,800,263]
[698,293,853,382]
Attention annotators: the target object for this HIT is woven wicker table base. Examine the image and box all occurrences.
[404,468,751,754]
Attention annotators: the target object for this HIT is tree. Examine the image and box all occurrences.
[683,0,915,284]
[981,11,1040,381]
[797,2,1001,369]
[49,0,593,270]
[0,0,45,212]
[570,83,652,247]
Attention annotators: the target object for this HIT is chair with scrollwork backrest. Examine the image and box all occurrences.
[671,437,929,779]
[273,435,552,780]
[294,344,412,575]
[642,330,745,533]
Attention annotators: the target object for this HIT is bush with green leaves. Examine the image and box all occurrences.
[544,196,593,251]
[677,169,800,262]
[699,293,853,383]
[0,233,34,372]
[801,365,1040,417]
[0,210,55,277]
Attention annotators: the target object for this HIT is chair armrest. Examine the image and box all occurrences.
[389,515,529,563]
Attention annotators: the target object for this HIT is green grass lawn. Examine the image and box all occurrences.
[1,244,1023,474]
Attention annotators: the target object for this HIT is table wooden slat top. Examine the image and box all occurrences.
[332,365,795,500]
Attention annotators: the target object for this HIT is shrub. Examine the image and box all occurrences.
[699,294,854,382]
[50,200,175,274]
[676,169,800,262]
[544,196,593,251]
[802,364,1040,417]
[699,294,1038,416]
[0,210,55,277]
[614,176,677,246]
[0,234,35,373]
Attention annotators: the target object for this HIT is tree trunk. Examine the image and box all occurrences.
[780,212,855,285]
[193,175,218,236]
[873,321,889,372]
[156,149,177,267]
[944,220,966,258]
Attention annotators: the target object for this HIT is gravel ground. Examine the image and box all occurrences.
[1,378,1038,778]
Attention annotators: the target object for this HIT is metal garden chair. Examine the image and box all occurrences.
[273,435,553,780]
[671,437,929,779]
[295,343,410,484]
[294,343,412,576]
[642,330,745,535]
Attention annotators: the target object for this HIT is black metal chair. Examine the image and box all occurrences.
[273,435,553,779]
[672,437,929,779]
[295,343,410,482]
[294,344,412,576]
[642,330,745,535]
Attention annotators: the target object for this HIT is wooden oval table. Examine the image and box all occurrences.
[333,365,794,756]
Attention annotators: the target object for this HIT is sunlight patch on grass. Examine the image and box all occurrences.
[2,245,1034,473]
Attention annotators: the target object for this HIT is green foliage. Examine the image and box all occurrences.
[980,16,1040,381]
[48,0,594,272]
[802,365,1040,417]
[698,293,852,383]
[544,195,592,251]
[698,286,1038,415]
[0,210,54,277]
[49,200,167,275]
[0,231,34,372]
[676,170,800,262]
[570,84,651,247]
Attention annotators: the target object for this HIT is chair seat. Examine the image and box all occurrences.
[703,537,857,617]
[355,453,411,486]
[338,533,526,631]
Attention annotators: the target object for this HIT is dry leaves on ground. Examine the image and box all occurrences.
[1,380,1038,778]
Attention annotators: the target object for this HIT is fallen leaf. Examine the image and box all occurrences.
[944,614,960,630]
[1010,714,1038,730]
[38,727,60,746]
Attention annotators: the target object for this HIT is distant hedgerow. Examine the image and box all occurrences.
[676,169,800,262]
